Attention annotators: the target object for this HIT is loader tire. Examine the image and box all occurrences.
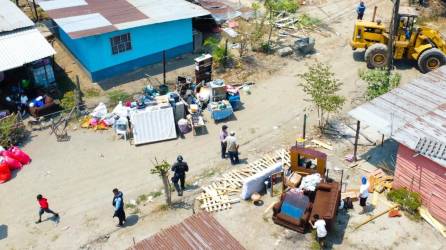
[417,48,446,73]
[365,44,388,69]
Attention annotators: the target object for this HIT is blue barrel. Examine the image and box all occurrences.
[228,93,241,110]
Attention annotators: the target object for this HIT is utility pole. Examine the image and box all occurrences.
[162,50,166,84]
[387,0,400,74]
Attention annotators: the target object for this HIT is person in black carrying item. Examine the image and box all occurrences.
[171,155,189,196]
[112,188,126,227]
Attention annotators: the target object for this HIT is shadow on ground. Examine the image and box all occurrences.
[0,224,7,240]
[125,215,139,227]
[326,209,351,249]
[361,139,398,172]
[96,54,197,90]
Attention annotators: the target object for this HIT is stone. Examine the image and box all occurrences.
[277,47,293,57]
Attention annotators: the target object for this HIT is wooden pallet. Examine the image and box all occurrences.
[196,149,291,212]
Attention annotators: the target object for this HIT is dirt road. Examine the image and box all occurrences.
[0,0,437,249]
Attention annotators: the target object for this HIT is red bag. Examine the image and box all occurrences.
[3,155,23,170]
[9,146,31,165]
[0,163,11,183]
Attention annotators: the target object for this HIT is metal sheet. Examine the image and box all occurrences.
[54,13,112,33]
[349,66,446,167]
[37,0,210,39]
[37,0,87,10]
[0,28,56,71]
[130,212,245,250]
[129,106,177,145]
[0,0,34,32]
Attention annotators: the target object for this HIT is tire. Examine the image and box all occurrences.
[365,44,388,69]
[417,48,446,73]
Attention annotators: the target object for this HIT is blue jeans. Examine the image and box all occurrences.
[228,151,239,165]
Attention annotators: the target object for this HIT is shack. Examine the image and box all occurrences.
[0,0,56,115]
[349,66,446,224]
[37,0,210,81]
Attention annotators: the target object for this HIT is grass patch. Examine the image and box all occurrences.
[387,188,421,220]
[154,204,169,213]
[60,91,76,111]
[300,14,322,27]
[107,89,131,106]
[125,203,136,209]
[136,194,148,205]
[84,88,101,98]
[149,191,162,198]
[200,169,216,178]
[310,230,321,250]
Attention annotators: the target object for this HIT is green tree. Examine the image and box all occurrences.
[150,159,172,206]
[298,62,345,128]
[203,37,232,67]
[359,69,401,100]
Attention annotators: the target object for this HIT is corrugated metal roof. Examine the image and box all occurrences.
[129,212,245,250]
[37,0,210,39]
[0,28,56,71]
[54,13,112,33]
[349,66,446,167]
[0,0,34,32]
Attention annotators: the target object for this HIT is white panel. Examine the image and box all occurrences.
[36,0,87,10]
[0,0,34,32]
[55,13,111,33]
[130,106,177,145]
[0,28,55,71]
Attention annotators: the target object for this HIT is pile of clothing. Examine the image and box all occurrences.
[299,173,322,191]
[0,146,31,183]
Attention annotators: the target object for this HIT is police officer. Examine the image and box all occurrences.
[171,155,189,196]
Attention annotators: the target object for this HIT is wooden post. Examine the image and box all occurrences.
[381,134,385,147]
[224,39,228,67]
[32,0,39,21]
[387,0,400,74]
[353,120,361,161]
[162,50,166,84]
[75,75,82,116]
[302,113,307,147]
[372,6,377,22]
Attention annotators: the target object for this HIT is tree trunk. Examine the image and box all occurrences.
[161,173,171,206]
[267,11,273,51]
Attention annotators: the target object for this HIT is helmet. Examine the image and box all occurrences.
[177,155,183,162]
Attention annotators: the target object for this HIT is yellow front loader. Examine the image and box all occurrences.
[351,7,446,73]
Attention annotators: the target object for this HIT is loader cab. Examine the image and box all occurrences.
[394,7,419,59]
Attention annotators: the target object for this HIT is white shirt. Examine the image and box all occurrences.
[313,219,327,238]
[360,183,369,198]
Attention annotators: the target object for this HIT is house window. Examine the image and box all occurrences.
[110,33,132,55]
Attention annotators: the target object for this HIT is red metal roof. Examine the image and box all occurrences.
[129,212,245,250]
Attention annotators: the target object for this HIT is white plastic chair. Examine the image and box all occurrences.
[115,117,128,141]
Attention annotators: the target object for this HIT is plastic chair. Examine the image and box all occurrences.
[115,117,128,141]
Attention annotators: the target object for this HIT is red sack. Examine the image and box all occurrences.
[3,155,23,170]
[0,163,11,183]
[9,146,31,165]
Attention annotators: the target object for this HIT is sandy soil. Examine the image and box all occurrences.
[1,0,445,249]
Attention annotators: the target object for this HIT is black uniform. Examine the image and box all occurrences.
[112,191,126,226]
[171,161,189,195]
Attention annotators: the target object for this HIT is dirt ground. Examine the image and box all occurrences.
[1,0,446,249]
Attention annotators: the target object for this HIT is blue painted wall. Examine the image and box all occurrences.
[59,19,193,81]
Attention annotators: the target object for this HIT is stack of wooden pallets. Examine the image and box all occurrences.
[368,169,393,193]
[196,149,291,212]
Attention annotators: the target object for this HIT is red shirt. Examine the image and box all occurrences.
[38,198,49,209]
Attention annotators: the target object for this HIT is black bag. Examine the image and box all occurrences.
[344,197,354,209]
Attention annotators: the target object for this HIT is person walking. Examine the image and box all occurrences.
[220,125,228,159]
[310,214,327,248]
[36,194,59,224]
[359,176,369,214]
[224,131,239,165]
[171,155,189,196]
[356,1,366,20]
[112,188,126,227]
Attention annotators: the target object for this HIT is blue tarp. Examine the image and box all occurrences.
[210,106,233,121]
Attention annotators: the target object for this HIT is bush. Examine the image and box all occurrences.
[84,88,101,98]
[0,114,27,147]
[60,91,76,111]
[107,90,131,107]
[387,188,422,215]
[359,69,401,100]
[203,37,233,66]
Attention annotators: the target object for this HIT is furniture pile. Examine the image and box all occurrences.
[196,149,290,212]
[368,169,393,193]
